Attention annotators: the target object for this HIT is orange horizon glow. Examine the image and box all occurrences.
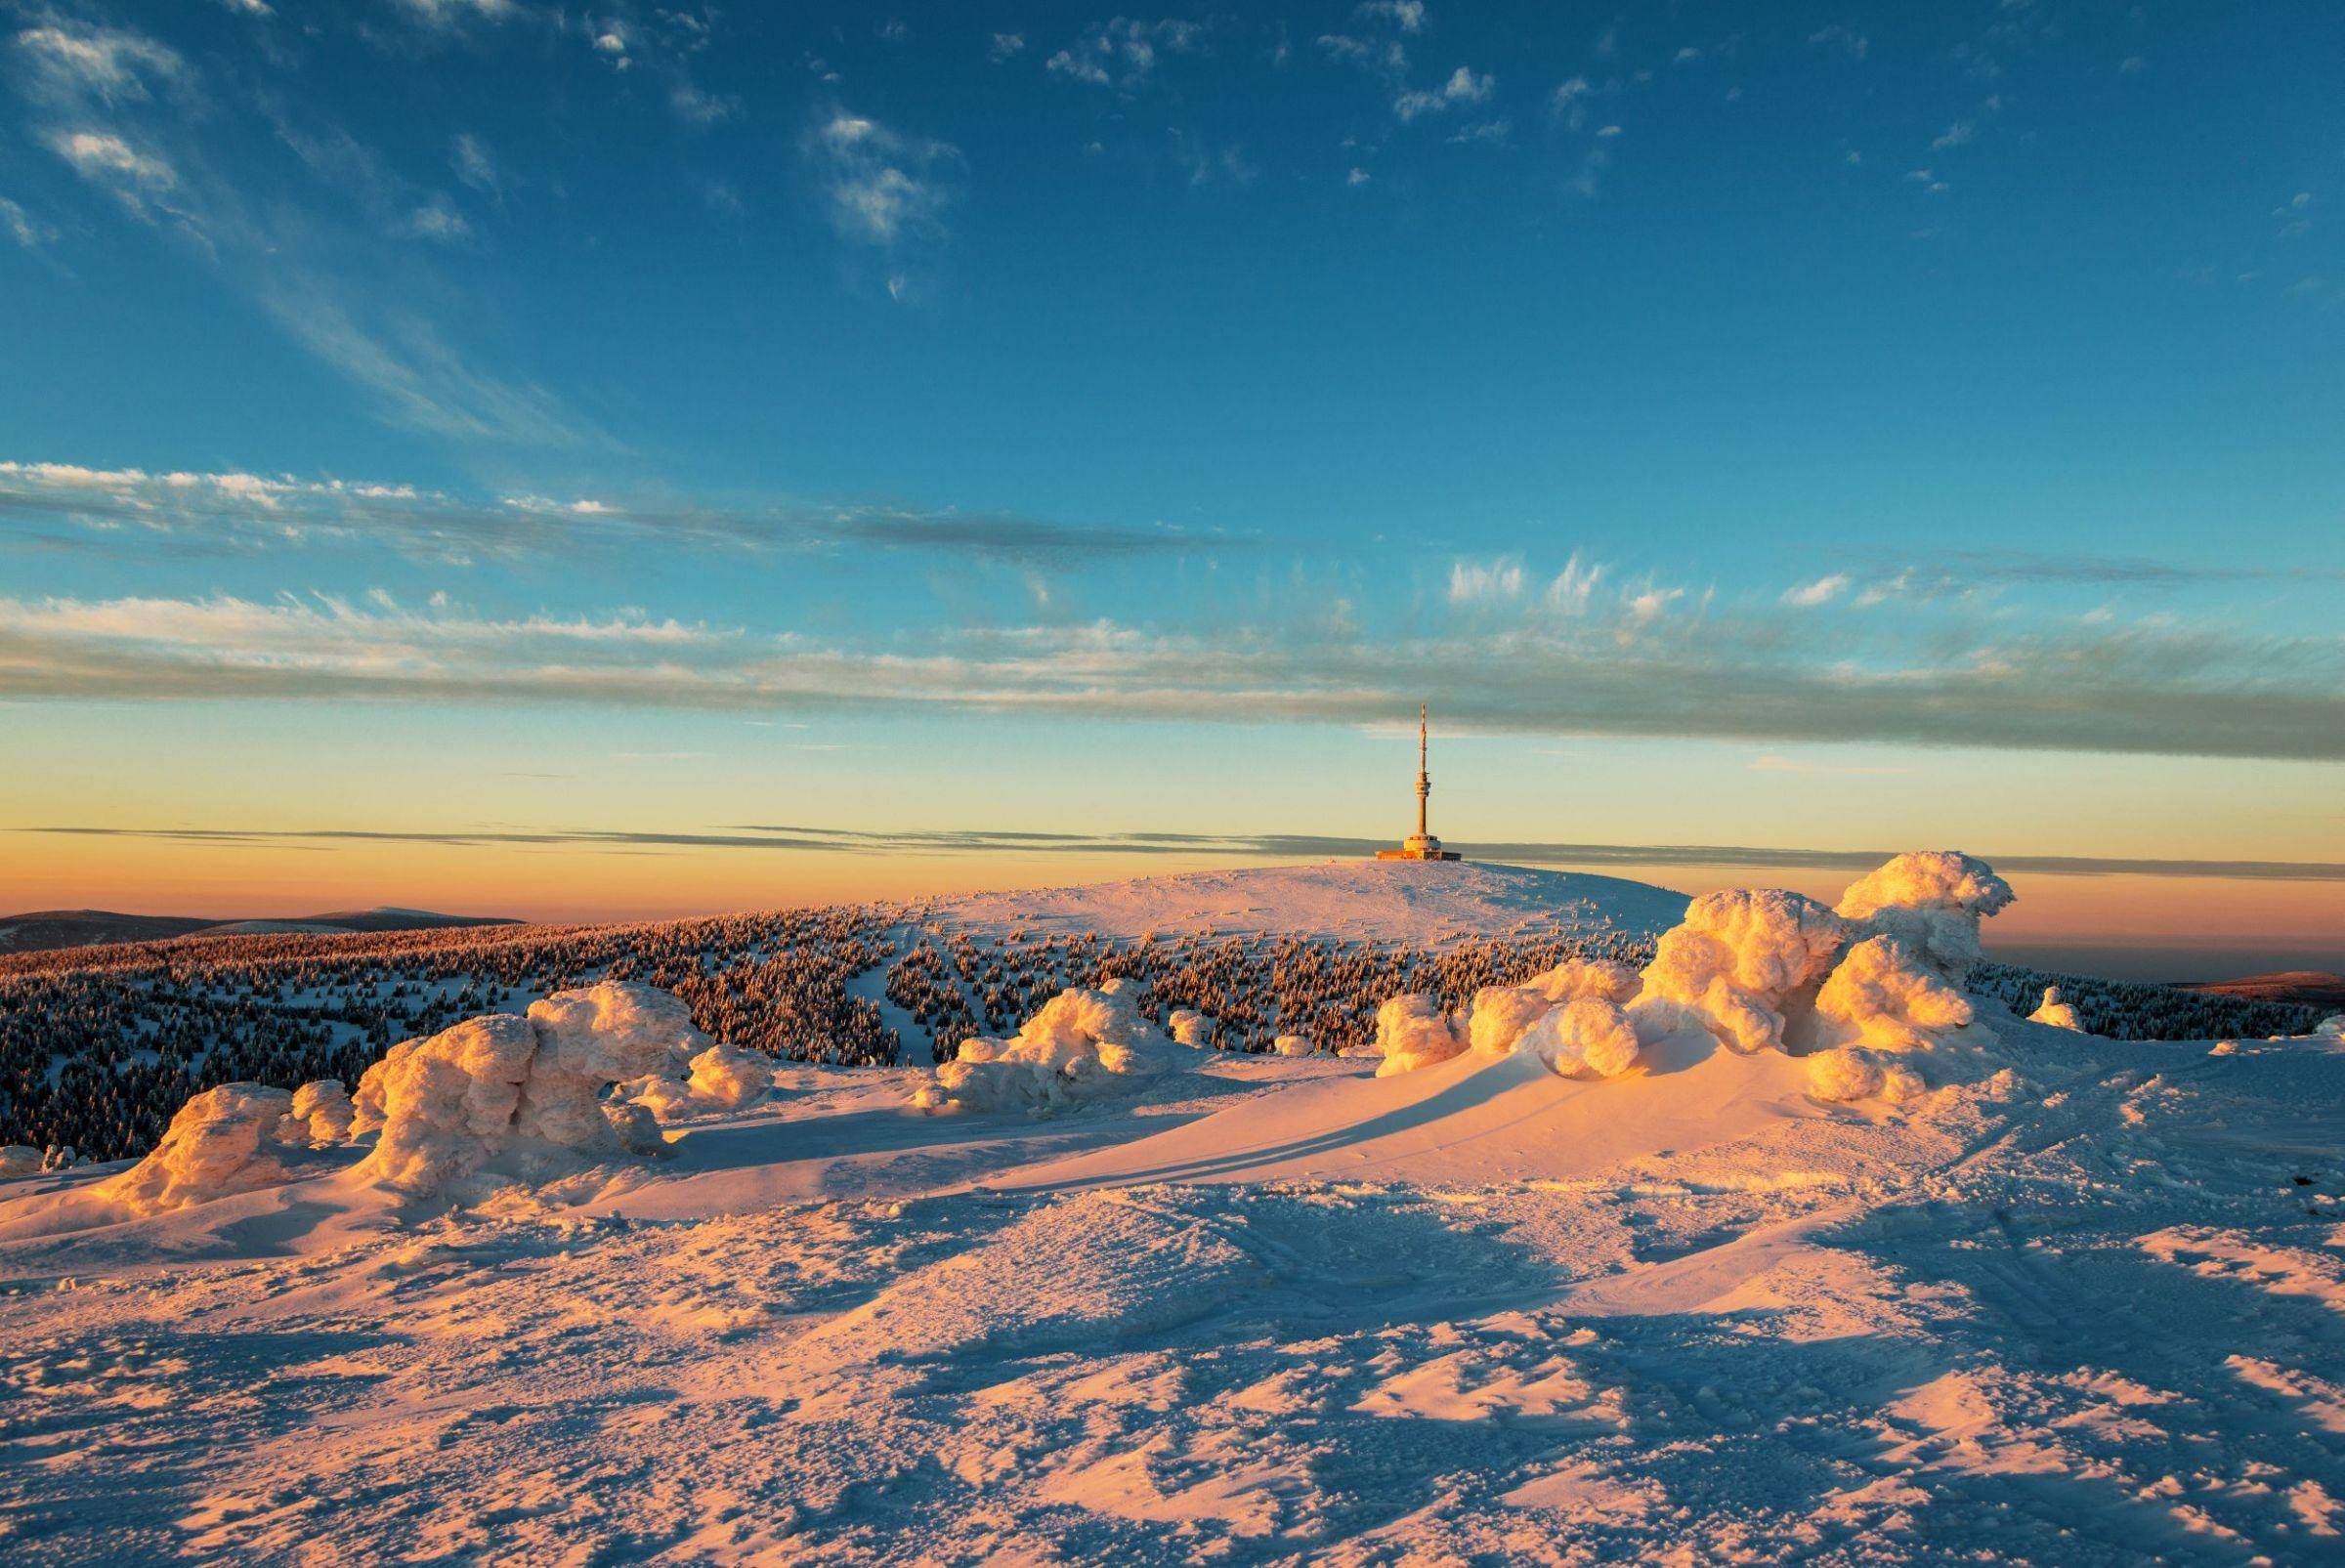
[4,831,2336,967]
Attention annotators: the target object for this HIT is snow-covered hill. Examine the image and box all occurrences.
[4,855,2343,1563]
[917,858,1691,945]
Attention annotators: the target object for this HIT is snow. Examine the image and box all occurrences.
[3,859,2344,1563]
[355,981,707,1196]
[920,857,1689,945]
[92,1083,321,1217]
[288,1079,355,1143]
[912,980,1175,1113]
[2030,982,2087,1030]
[1369,991,1466,1076]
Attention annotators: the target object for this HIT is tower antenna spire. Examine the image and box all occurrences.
[1417,701,1428,841]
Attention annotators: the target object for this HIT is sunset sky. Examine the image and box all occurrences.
[1,1,2338,974]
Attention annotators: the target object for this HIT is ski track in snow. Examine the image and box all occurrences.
[4,900,2345,1561]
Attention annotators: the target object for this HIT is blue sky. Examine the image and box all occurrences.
[0,0,2340,942]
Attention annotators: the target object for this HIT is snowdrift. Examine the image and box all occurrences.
[990,1027,1817,1192]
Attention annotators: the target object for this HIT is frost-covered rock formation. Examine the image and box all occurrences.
[2029,985,2085,1032]
[352,982,710,1196]
[1513,996,1643,1081]
[1640,888,1851,1056]
[98,1083,324,1216]
[1372,993,1467,1077]
[914,979,1173,1113]
[1385,851,2023,1105]
[618,1038,776,1123]
[289,1080,356,1144]
[1466,957,1641,1057]
[1835,850,2015,983]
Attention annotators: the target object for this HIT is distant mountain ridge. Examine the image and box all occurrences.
[2177,970,2345,1009]
[0,907,520,955]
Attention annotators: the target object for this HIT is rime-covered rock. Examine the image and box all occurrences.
[1371,993,1466,1077]
[99,1083,318,1216]
[915,984,1172,1113]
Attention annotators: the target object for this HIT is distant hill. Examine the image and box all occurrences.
[0,906,520,955]
[2176,970,2345,1009]
[0,911,221,954]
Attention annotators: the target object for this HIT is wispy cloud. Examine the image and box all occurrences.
[1045,18,1204,91]
[0,460,1231,566]
[2,572,2338,762]
[804,108,960,301]
[13,15,595,445]
[1395,64,1494,121]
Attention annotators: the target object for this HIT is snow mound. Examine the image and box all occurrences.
[1375,852,2024,1106]
[98,1083,322,1216]
[922,859,1689,946]
[1642,888,1850,1055]
[1372,993,1467,1077]
[1835,849,2015,982]
[354,982,706,1196]
[1514,996,1642,1080]
[996,1026,1813,1192]
[914,979,1174,1114]
[2028,985,2085,1032]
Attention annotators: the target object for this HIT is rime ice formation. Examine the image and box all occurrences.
[2030,986,2086,1031]
[621,1039,779,1123]
[914,982,1173,1113]
[1467,957,1642,1056]
[1376,851,2023,1107]
[98,1083,320,1216]
[1371,993,1467,1078]
[1834,850,2016,983]
[1513,996,1643,1080]
[1640,888,1851,1055]
[1272,1034,1316,1056]
[289,1080,356,1144]
[518,983,710,1148]
[351,983,708,1196]
[1808,936,1982,1055]
[1168,1008,1213,1047]
[1465,984,1558,1059]
[685,1041,774,1111]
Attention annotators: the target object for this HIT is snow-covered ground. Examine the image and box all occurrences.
[3,864,2342,1565]
[916,859,1691,946]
